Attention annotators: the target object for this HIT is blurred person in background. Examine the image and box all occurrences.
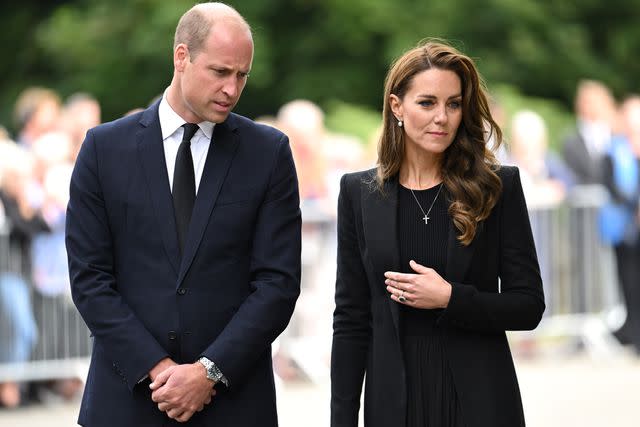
[507,110,575,207]
[59,93,101,161]
[562,80,617,185]
[0,141,40,408]
[277,99,329,209]
[506,110,575,338]
[275,100,330,382]
[331,40,544,427]
[487,95,509,163]
[65,3,300,426]
[323,133,366,214]
[603,96,640,353]
[276,101,366,383]
[29,131,85,400]
[12,87,61,147]
[0,141,49,288]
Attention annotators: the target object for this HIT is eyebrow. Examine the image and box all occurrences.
[208,64,251,74]
[416,94,462,100]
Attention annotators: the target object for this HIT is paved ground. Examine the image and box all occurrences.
[1,353,638,426]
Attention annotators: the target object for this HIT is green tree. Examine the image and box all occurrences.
[1,0,639,134]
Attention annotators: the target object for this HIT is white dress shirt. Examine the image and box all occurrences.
[158,91,215,194]
[578,119,611,159]
[138,93,228,386]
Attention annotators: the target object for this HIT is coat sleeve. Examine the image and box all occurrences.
[200,134,302,386]
[331,174,371,427]
[439,167,545,331]
[603,155,639,210]
[66,130,168,390]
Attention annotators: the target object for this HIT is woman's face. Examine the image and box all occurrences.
[390,68,463,156]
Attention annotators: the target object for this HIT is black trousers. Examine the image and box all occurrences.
[614,240,640,353]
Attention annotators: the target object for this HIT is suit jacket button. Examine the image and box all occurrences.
[168,331,177,340]
[177,288,187,295]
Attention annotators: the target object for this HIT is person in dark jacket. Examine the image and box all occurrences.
[603,96,640,353]
[65,3,301,426]
[331,40,545,427]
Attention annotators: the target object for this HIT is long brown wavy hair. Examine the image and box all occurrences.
[376,39,502,246]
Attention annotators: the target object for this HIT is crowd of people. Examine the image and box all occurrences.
[0,74,638,414]
[0,88,100,408]
[505,81,640,356]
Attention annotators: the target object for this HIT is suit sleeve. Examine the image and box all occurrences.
[66,131,168,390]
[330,174,371,427]
[200,134,301,385]
[439,167,545,331]
[603,155,638,210]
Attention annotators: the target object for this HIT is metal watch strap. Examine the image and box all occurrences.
[198,357,229,386]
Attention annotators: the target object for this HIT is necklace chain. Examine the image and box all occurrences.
[409,183,443,225]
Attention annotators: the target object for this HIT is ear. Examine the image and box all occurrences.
[174,43,190,72]
[389,94,403,121]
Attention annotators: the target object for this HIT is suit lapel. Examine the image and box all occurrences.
[136,104,181,275]
[362,177,402,337]
[177,116,240,286]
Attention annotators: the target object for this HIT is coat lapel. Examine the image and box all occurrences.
[177,116,240,286]
[362,176,402,336]
[362,176,480,338]
[136,102,180,275]
[445,218,478,284]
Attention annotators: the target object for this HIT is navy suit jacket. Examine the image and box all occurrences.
[66,102,301,426]
[331,166,545,427]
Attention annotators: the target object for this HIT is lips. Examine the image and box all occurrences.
[214,101,231,109]
[428,131,448,136]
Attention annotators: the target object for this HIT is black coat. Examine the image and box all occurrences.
[331,166,545,427]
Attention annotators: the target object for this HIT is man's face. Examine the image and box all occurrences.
[176,22,253,123]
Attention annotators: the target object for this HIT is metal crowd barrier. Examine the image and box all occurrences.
[0,185,625,384]
[275,200,337,383]
[518,184,624,357]
[0,216,91,383]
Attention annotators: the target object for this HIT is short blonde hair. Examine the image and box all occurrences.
[13,87,61,129]
[173,2,251,58]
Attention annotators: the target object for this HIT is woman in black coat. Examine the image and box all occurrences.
[330,40,545,427]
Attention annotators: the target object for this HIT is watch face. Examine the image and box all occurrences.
[199,357,225,385]
[207,368,216,380]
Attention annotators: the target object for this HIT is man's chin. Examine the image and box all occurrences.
[208,111,231,124]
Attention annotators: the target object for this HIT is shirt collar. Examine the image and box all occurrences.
[158,89,215,141]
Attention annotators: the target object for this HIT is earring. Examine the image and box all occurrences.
[397,119,403,127]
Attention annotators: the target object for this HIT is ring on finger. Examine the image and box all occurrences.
[398,290,407,303]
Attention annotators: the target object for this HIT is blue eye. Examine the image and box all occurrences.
[448,101,461,109]
[418,100,434,107]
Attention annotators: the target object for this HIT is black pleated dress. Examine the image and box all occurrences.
[397,184,465,427]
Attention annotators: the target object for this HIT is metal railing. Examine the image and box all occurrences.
[0,185,625,384]
[0,215,91,383]
[516,184,624,357]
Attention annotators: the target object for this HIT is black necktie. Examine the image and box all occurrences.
[173,123,199,254]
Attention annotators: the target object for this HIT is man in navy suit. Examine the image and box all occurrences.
[65,3,301,425]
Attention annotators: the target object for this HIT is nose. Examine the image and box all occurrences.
[222,76,239,99]
[434,105,448,124]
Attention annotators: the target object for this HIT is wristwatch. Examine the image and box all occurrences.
[198,357,229,386]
